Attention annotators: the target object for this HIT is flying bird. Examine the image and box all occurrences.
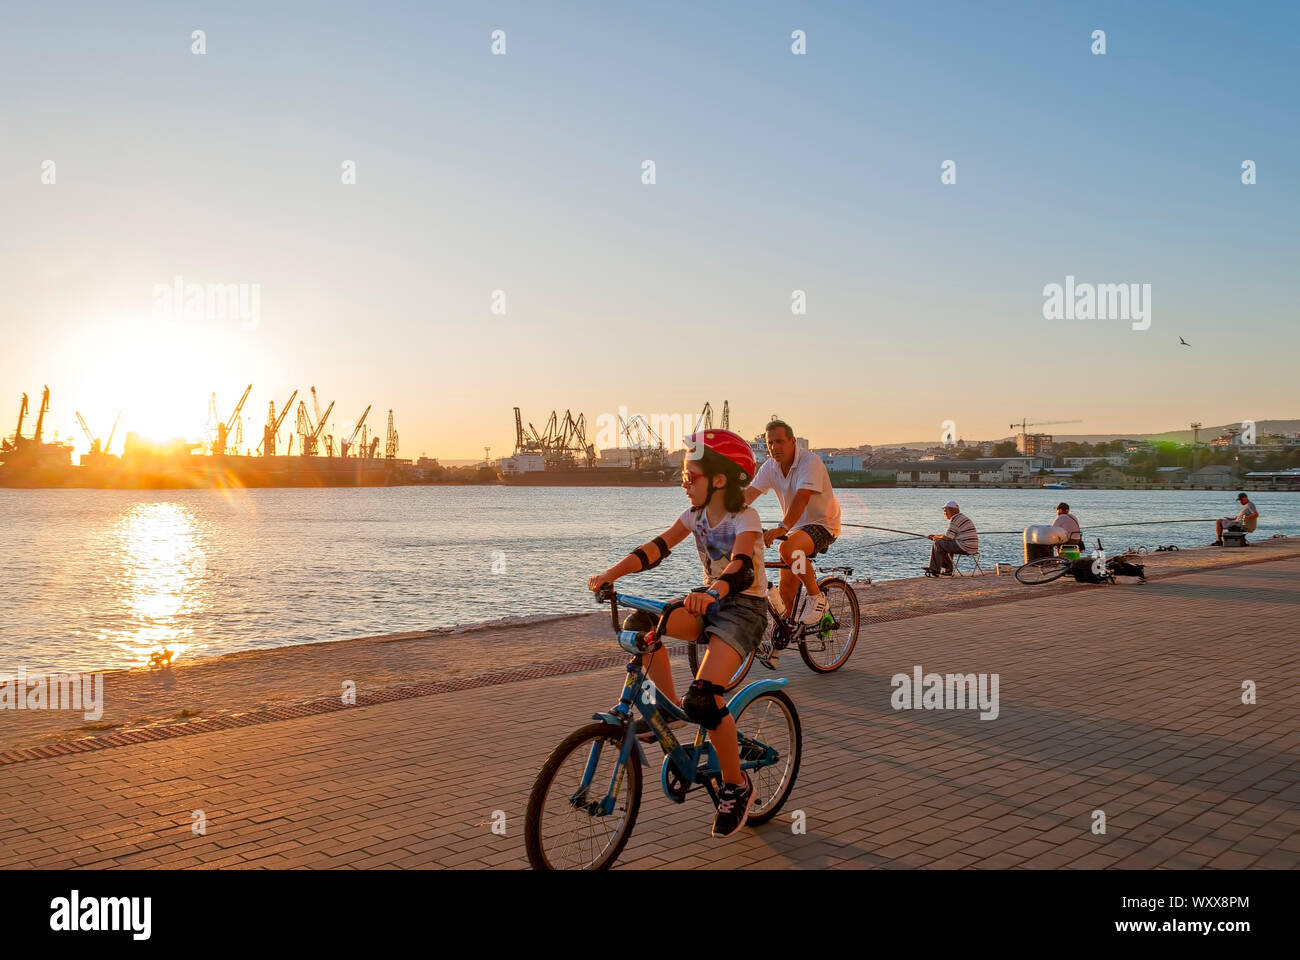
[1179,337,1191,346]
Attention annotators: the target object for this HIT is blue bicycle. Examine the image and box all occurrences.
[524,586,803,870]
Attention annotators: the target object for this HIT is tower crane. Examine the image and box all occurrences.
[1008,417,1082,455]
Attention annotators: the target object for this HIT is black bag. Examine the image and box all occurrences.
[1108,558,1146,581]
[1068,558,1108,584]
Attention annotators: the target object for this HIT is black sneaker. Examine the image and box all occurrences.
[711,773,756,838]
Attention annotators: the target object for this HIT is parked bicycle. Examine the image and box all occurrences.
[523,586,802,870]
[1016,538,1144,585]
[684,539,861,690]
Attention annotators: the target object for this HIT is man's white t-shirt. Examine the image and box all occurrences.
[751,446,842,538]
[1052,512,1081,539]
[677,506,768,598]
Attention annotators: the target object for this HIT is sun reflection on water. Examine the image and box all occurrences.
[110,502,205,666]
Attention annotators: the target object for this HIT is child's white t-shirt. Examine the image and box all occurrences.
[677,505,768,598]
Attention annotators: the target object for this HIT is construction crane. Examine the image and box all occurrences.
[258,390,298,456]
[1009,417,1082,435]
[211,385,252,456]
[368,436,381,458]
[385,410,398,459]
[721,400,729,430]
[1008,417,1082,456]
[341,405,371,458]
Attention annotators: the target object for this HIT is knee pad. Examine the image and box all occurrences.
[682,679,730,730]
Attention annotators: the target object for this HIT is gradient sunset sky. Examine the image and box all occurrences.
[2,1,1297,458]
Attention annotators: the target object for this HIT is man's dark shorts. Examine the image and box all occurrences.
[797,523,837,557]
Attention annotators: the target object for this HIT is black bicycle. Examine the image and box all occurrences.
[1016,538,1140,586]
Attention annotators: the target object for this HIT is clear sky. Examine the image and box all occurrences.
[2,1,1297,458]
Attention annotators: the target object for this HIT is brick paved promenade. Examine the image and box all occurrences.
[2,554,1297,869]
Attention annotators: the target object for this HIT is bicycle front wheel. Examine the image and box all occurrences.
[687,638,756,692]
[1015,557,1073,585]
[524,723,642,870]
[733,689,801,826]
[798,577,860,673]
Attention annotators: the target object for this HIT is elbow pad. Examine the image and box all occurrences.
[717,553,755,595]
[632,536,672,571]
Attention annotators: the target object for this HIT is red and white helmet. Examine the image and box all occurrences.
[684,429,756,484]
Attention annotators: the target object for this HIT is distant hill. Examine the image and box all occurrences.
[877,419,1299,450]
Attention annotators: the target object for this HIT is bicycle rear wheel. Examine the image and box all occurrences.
[687,637,757,692]
[1015,557,1073,585]
[524,723,642,870]
[798,577,860,673]
[733,689,801,826]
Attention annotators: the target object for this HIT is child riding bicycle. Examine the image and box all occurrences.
[588,428,766,838]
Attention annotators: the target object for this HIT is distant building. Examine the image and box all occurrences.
[1090,465,1141,486]
[1018,433,1053,456]
[820,453,863,472]
[1187,464,1239,486]
[1063,456,1130,468]
[892,457,1045,485]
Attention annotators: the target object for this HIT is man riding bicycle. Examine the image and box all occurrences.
[745,419,843,639]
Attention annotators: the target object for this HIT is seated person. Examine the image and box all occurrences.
[1052,502,1082,546]
[1213,493,1259,546]
[923,500,978,576]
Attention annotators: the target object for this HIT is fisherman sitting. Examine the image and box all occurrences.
[1052,502,1083,546]
[1212,493,1258,546]
[923,500,979,577]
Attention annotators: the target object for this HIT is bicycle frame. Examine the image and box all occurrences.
[581,591,788,813]
[763,557,854,648]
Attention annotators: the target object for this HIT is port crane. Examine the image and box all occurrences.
[75,411,120,456]
[2,393,29,454]
[341,405,371,458]
[697,400,731,432]
[258,390,298,456]
[296,395,335,457]
[210,385,252,456]
[384,410,398,459]
[32,386,50,444]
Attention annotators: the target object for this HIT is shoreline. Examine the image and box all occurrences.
[4,539,1298,755]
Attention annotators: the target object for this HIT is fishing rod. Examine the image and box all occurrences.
[763,518,1223,539]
